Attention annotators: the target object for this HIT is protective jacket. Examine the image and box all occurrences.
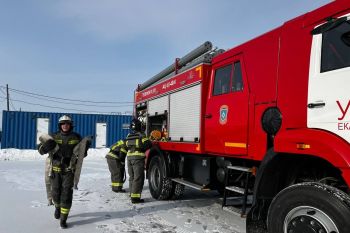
[106,140,127,160]
[125,132,151,159]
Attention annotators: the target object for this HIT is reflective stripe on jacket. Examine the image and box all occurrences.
[125,132,151,158]
[106,139,127,160]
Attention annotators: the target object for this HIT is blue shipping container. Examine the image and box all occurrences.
[1,111,132,149]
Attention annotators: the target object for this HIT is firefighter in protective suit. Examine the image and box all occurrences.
[38,115,81,229]
[125,118,152,204]
[106,139,127,192]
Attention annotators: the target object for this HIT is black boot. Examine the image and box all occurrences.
[60,219,67,229]
[60,214,68,229]
[131,198,144,204]
[113,186,126,193]
[54,207,60,219]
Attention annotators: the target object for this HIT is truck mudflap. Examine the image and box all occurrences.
[246,148,276,233]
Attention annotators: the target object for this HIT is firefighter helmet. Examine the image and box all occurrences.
[130,118,142,132]
[58,115,73,125]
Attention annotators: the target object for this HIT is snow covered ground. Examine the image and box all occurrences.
[0,149,246,233]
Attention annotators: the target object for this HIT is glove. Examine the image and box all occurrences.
[39,139,57,155]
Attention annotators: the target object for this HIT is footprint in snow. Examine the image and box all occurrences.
[97,224,107,229]
[80,191,91,196]
[184,218,192,227]
[75,199,89,202]
[30,200,47,208]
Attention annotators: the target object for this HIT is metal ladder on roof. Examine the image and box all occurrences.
[222,165,254,217]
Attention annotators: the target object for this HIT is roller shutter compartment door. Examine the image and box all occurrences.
[169,84,201,142]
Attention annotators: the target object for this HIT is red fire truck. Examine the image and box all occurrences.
[134,1,350,232]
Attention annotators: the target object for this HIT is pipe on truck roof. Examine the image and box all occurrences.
[139,41,213,91]
[157,49,225,84]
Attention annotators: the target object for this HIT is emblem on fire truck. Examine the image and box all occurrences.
[219,105,228,125]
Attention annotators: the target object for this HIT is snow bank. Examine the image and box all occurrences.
[0,148,109,161]
[0,149,42,161]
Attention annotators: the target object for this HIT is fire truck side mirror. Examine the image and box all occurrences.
[342,31,350,47]
[311,16,347,35]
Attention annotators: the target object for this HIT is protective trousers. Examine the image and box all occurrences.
[51,168,74,220]
[127,157,145,199]
[107,157,125,191]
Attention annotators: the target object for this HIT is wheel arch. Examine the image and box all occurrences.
[247,148,348,233]
[146,144,173,178]
[275,128,350,169]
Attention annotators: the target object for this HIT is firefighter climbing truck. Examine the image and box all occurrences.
[134,1,350,232]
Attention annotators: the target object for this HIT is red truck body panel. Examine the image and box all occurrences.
[135,0,350,185]
[135,64,211,104]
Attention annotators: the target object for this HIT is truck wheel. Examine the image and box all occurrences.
[148,156,173,200]
[171,183,185,199]
[267,182,350,233]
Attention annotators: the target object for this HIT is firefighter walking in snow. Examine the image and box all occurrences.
[106,139,127,192]
[38,115,82,229]
[125,118,152,204]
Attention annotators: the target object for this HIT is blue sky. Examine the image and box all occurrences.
[0,0,331,127]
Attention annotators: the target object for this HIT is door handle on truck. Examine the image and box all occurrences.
[204,113,212,119]
[307,102,326,108]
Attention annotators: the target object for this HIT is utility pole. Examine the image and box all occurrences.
[6,84,9,111]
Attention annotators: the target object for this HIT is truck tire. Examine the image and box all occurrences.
[267,182,350,233]
[148,156,173,200]
[171,183,185,199]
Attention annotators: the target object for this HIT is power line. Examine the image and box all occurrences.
[0,86,16,110]
[0,93,6,103]
[0,96,132,114]
[0,85,133,104]
[0,91,7,103]
[0,88,6,96]
[9,98,17,111]
[10,90,131,108]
